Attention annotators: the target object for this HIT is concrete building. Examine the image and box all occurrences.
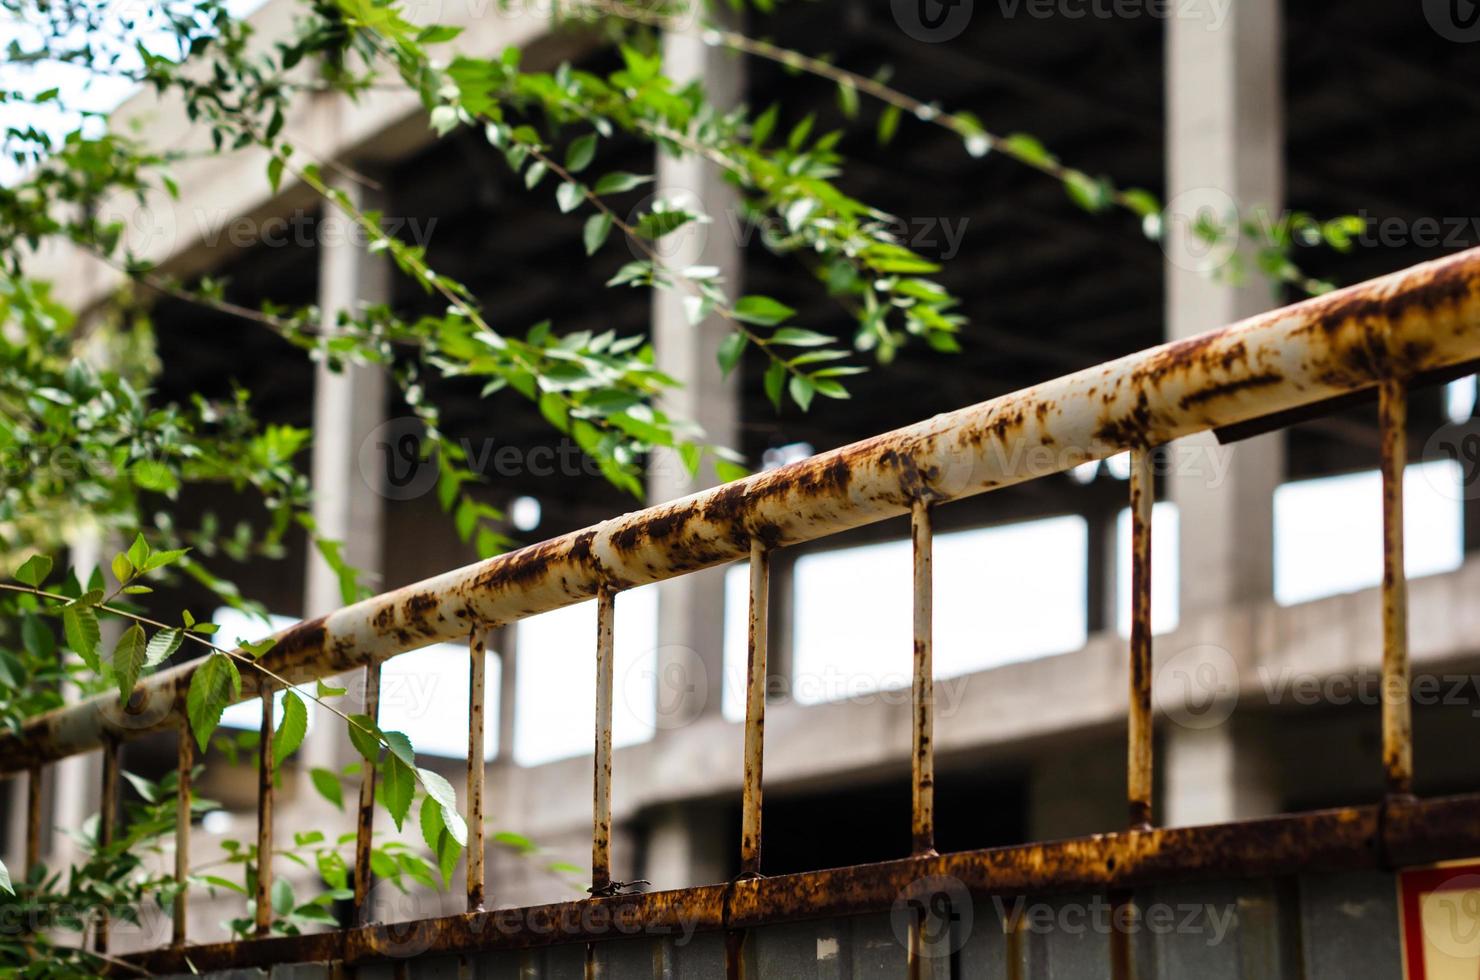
[7,0,1480,950]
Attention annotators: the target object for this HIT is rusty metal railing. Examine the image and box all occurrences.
[6,248,1480,975]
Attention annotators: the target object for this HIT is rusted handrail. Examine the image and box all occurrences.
[4,247,1478,774]
[5,248,1480,972]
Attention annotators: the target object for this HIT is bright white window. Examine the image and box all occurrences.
[777,516,1090,708]
[213,607,499,760]
[1115,502,1180,637]
[379,643,499,760]
[1274,461,1463,606]
[513,584,659,766]
[215,609,312,733]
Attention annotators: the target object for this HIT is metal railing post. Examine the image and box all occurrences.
[1380,378,1413,797]
[174,723,192,948]
[255,687,274,937]
[353,661,382,926]
[740,540,770,877]
[467,629,487,912]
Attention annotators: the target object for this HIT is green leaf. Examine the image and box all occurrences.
[733,295,795,327]
[111,553,132,585]
[112,624,147,702]
[21,614,54,659]
[0,857,11,896]
[419,796,460,885]
[788,375,816,412]
[273,691,308,766]
[1064,171,1111,213]
[14,554,51,587]
[878,105,903,145]
[523,159,548,189]
[126,533,150,570]
[316,679,347,697]
[1003,132,1055,167]
[381,755,415,830]
[763,361,786,411]
[187,653,241,751]
[417,767,457,813]
[271,877,294,916]
[145,627,183,667]
[770,328,833,348]
[555,181,584,213]
[383,731,416,769]
[310,768,343,810]
[717,333,747,377]
[347,714,382,763]
[583,213,613,255]
[62,605,101,670]
[592,171,652,195]
[565,133,597,173]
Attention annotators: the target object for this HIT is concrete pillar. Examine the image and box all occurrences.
[1163,722,1280,826]
[301,173,389,780]
[640,803,730,890]
[1165,0,1284,617]
[1163,0,1285,823]
[647,28,744,729]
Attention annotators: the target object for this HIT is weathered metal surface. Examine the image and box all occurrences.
[8,248,1480,773]
[468,629,487,912]
[123,793,1480,974]
[24,762,40,876]
[97,737,118,953]
[354,659,382,926]
[910,500,935,860]
[592,587,616,896]
[741,539,769,877]
[175,722,192,948]
[156,870,1406,979]
[256,687,275,937]
[1379,378,1413,797]
[1126,447,1154,831]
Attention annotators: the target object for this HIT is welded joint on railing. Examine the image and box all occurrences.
[174,720,192,948]
[1126,446,1155,832]
[255,685,275,937]
[353,657,383,927]
[467,628,487,913]
[1379,377,1413,799]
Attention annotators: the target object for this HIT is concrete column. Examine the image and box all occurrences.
[640,803,730,890]
[1165,0,1284,617]
[1163,722,1280,826]
[1163,0,1285,824]
[301,173,389,777]
[647,28,744,728]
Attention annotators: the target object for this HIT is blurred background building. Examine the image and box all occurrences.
[6,0,1480,949]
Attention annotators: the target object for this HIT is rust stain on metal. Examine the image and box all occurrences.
[911,500,936,858]
[1127,448,1154,831]
[467,629,487,912]
[120,796,1480,974]
[25,763,41,876]
[174,723,192,948]
[740,540,769,876]
[255,686,274,937]
[9,249,1480,776]
[353,660,382,926]
[1379,378,1413,797]
[591,587,616,894]
[96,737,119,953]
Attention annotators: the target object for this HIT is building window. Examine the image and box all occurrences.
[1273,461,1462,606]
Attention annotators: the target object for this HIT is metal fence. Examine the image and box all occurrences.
[6,248,1480,976]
